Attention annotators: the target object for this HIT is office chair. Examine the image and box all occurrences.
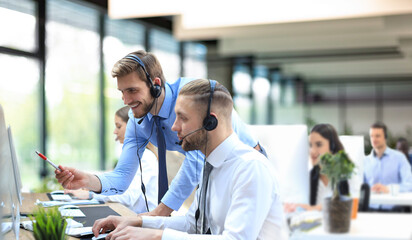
[358,183,370,212]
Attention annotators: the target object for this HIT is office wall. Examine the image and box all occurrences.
[383,103,412,136]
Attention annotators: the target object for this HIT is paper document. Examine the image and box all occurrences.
[21,218,83,232]
[36,198,101,207]
[51,194,72,201]
[1,222,13,234]
[60,209,86,217]
[66,226,94,237]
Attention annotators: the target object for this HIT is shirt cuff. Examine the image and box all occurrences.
[95,174,119,195]
[161,189,185,211]
[142,216,164,229]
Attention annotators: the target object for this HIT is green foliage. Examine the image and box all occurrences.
[29,206,68,240]
[32,176,63,193]
[320,150,355,200]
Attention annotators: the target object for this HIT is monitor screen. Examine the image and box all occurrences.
[7,126,22,206]
[249,124,309,204]
[0,105,20,239]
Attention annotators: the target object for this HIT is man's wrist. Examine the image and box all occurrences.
[136,216,143,227]
[88,174,102,193]
[153,203,173,216]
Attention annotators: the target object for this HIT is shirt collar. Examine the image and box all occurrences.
[372,146,390,158]
[206,132,238,168]
[147,83,172,121]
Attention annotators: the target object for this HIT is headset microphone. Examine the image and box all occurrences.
[175,127,204,145]
[138,116,145,125]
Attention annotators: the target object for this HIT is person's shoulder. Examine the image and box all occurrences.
[387,147,406,159]
[234,142,271,169]
[169,77,196,87]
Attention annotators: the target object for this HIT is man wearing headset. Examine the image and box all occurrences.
[55,50,266,217]
[364,122,412,211]
[91,79,285,239]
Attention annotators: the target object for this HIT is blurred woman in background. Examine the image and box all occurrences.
[66,106,158,213]
[284,123,349,212]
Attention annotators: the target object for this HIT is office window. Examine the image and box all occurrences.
[252,66,270,124]
[103,18,145,168]
[346,83,375,102]
[183,42,207,78]
[150,28,180,82]
[0,54,40,190]
[0,0,36,52]
[383,81,412,102]
[232,64,252,123]
[45,0,100,171]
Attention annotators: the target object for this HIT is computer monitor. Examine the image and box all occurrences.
[339,135,365,198]
[0,105,19,239]
[249,124,309,204]
[7,126,22,206]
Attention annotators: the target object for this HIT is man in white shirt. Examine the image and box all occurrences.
[92,79,286,239]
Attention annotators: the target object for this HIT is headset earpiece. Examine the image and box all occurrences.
[125,54,161,99]
[203,80,218,131]
[330,141,335,153]
[151,83,161,98]
[203,115,218,131]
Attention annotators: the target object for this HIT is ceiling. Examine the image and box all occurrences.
[107,0,412,82]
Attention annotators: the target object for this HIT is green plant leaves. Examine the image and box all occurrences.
[320,150,355,200]
[29,206,68,240]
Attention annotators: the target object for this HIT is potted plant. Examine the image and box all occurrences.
[30,206,68,240]
[320,150,355,233]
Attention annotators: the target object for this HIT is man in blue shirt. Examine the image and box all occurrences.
[364,122,412,210]
[55,50,265,216]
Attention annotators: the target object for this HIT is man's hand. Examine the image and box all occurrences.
[106,226,163,240]
[55,166,101,191]
[64,189,90,200]
[92,216,142,237]
[372,183,389,193]
[138,203,173,217]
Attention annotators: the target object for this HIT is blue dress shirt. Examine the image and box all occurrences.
[364,147,412,209]
[97,77,258,211]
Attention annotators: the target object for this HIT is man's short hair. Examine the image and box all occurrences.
[371,122,388,139]
[111,50,166,89]
[179,79,233,121]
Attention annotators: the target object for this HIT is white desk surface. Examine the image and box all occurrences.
[292,213,412,240]
[370,192,412,206]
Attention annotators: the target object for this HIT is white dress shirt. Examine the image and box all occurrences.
[316,179,332,205]
[142,133,287,239]
[93,149,158,213]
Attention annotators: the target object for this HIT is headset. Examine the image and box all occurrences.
[125,54,161,99]
[203,80,218,131]
[124,53,161,212]
[330,140,336,153]
[194,79,218,234]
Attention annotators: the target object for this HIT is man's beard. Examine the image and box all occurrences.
[182,129,207,152]
[133,98,155,118]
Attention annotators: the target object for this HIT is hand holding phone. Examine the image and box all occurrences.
[35,150,62,171]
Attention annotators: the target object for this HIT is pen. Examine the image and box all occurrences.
[35,150,62,171]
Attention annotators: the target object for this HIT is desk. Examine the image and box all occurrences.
[4,192,135,240]
[370,192,412,206]
[292,213,412,240]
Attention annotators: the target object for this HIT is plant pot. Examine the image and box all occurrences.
[323,196,353,233]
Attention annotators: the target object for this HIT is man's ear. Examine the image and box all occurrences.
[210,112,217,119]
[153,77,161,86]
